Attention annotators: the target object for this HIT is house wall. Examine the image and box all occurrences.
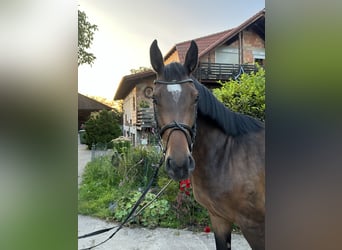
[122,88,137,144]
[122,76,155,146]
[200,30,264,65]
[164,30,264,66]
[164,50,179,64]
[135,78,154,145]
[136,80,154,109]
[242,29,265,64]
[199,51,215,64]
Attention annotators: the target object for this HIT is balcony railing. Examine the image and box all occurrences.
[136,108,154,130]
[193,62,258,82]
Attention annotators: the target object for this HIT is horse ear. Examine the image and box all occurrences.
[184,40,198,74]
[150,39,164,75]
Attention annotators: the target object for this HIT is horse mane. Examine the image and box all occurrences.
[161,62,187,81]
[193,78,264,136]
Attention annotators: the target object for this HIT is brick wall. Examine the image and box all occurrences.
[242,30,265,64]
[201,30,264,64]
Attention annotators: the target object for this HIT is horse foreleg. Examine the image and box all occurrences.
[214,232,231,250]
[240,221,265,250]
[209,213,232,250]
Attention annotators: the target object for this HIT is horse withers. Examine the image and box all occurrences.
[150,40,265,250]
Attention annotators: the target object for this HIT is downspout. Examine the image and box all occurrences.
[239,31,243,64]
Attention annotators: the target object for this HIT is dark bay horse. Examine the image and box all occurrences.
[150,40,265,250]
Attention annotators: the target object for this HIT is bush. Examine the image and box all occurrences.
[84,110,122,149]
[213,66,265,121]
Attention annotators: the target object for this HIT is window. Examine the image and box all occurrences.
[215,47,239,64]
[253,49,265,66]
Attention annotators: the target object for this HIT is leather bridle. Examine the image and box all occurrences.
[153,78,197,153]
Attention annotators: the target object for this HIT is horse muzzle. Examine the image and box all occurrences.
[165,154,195,181]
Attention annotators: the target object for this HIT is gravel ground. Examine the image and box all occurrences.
[78,137,251,250]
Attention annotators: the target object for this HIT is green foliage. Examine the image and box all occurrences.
[157,177,179,202]
[78,156,120,217]
[130,67,152,74]
[78,10,98,66]
[213,66,265,121]
[112,137,131,155]
[78,145,211,230]
[114,191,170,228]
[78,146,162,219]
[84,110,122,149]
[115,145,161,188]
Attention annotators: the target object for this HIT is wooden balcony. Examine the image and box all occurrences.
[136,108,154,130]
[193,63,258,84]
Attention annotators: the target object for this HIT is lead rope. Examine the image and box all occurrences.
[78,154,167,250]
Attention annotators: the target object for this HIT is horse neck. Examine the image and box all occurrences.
[190,115,235,190]
[193,115,232,154]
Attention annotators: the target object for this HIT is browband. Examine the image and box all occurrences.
[154,79,193,85]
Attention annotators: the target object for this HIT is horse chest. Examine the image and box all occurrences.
[191,172,237,218]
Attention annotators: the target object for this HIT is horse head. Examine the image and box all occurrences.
[150,39,199,181]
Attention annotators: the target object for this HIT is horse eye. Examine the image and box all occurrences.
[194,95,199,103]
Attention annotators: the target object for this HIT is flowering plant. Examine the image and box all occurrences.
[174,178,194,222]
[179,179,191,196]
[176,178,211,231]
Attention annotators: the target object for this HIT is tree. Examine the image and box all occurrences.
[78,10,98,66]
[130,67,151,74]
[213,66,265,121]
[84,110,122,149]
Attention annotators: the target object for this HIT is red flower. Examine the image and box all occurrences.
[185,179,191,188]
[204,226,211,233]
[179,179,191,196]
[180,179,191,190]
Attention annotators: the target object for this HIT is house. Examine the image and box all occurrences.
[78,93,113,130]
[114,70,156,145]
[114,9,265,146]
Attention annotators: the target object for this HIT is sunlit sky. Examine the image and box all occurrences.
[78,0,265,100]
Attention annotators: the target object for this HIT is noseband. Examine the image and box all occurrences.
[153,78,197,153]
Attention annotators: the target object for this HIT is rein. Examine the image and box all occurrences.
[78,154,168,250]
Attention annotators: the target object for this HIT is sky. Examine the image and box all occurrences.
[78,0,265,100]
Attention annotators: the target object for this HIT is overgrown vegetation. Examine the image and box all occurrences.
[78,144,211,230]
[213,66,265,121]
